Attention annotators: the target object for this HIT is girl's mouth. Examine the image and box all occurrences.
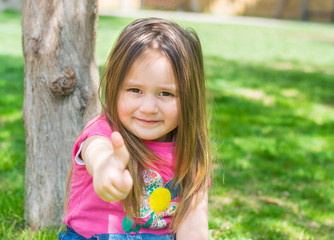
[136,118,160,124]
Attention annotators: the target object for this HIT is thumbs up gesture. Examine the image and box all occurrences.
[82,132,133,202]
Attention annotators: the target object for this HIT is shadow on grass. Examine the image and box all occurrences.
[0,54,25,171]
[0,54,26,238]
[206,55,334,239]
[206,55,334,105]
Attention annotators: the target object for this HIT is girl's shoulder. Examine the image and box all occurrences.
[81,114,112,140]
[83,115,110,134]
[72,115,112,160]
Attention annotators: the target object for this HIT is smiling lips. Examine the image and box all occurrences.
[136,118,160,125]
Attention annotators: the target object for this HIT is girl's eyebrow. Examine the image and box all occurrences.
[159,85,177,92]
[124,80,143,86]
[125,80,177,92]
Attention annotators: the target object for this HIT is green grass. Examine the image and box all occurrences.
[1,10,333,240]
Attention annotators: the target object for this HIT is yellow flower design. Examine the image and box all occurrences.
[122,170,180,233]
[140,170,180,229]
[149,187,171,213]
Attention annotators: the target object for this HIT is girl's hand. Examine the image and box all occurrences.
[82,132,133,202]
[95,132,133,202]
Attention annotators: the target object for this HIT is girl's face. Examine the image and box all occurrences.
[117,49,180,142]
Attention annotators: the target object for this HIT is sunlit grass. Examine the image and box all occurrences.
[205,53,334,239]
[1,10,334,240]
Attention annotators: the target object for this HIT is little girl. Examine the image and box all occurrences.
[60,18,211,240]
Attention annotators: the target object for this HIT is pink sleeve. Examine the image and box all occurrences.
[71,115,113,161]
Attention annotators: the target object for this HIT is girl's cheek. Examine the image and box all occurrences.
[168,100,180,123]
[117,101,128,116]
[116,96,127,118]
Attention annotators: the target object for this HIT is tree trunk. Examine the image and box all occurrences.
[22,0,100,229]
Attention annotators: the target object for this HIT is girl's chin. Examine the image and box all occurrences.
[126,127,174,142]
[140,133,173,142]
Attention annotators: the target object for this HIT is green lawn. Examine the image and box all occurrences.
[1,11,333,240]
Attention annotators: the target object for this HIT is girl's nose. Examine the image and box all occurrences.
[139,94,158,114]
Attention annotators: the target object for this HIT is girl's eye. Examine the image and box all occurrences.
[128,88,142,94]
[158,91,174,97]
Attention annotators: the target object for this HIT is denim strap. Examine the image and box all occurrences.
[59,226,175,240]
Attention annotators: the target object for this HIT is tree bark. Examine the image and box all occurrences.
[22,0,100,229]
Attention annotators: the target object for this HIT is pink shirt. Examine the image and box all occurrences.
[63,115,179,238]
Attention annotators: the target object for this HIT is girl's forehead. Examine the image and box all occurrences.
[127,49,173,76]
[124,48,177,89]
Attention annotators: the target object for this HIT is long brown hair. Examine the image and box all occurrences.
[102,18,211,231]
[66,17,211,232]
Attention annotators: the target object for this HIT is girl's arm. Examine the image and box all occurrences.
[176,191,209,240]
[81,132,133,202]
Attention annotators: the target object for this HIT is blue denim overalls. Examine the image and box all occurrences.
[59,227,176,240]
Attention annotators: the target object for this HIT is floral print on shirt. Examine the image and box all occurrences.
[122,170,180,233]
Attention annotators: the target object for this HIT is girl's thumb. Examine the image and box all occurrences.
[111,132,130,168]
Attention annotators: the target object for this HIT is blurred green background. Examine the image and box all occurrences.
[0,10,333,240]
